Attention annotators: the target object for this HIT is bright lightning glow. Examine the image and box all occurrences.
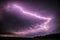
[7,4,52,36]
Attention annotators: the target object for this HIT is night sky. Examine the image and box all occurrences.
[0,0,59,37]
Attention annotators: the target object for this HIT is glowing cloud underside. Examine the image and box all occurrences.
[7,4,52,36]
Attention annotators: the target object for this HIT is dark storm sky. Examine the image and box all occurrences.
[0,0,59,33]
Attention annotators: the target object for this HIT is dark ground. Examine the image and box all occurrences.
[0,33,60,40]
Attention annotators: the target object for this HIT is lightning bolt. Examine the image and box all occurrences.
[7,4,52,36]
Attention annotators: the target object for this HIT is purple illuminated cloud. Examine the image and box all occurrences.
[6,4,52,37]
